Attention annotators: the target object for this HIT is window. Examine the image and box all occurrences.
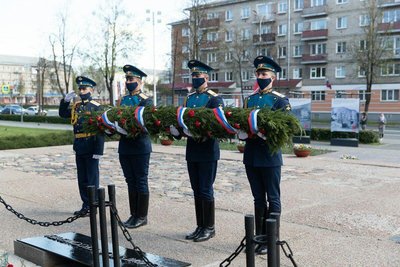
[257,47,269,56]
[207,12,219,19]
[279,46,287,58]
[241,7,250,19]
[294,22,303,34]
[310,67,326,78]
[242,50,250,60]
[381,63,400,76]
[182,27,189,37]
[182,45,189,53]
[335,90,346,98]
[337,0,348,4]
[225,52,233,62]
[210,72,219,82]
[207,32,218,41]
[225,72,233,81]
[359,14,370,26]
[278,1,288,14]
[225,10,233,21]
[381,89,399,101]
[293,68,303,79]
[386,36,400,56]
[294,0,304,10]
[182,60,188,69]
[225,30,233,42]
[358,66,366,77]
[207,52,217,63]
[382,10,400,23]
[311,43,326,55]
[359,40,368,50]
[311,0,325,7]
[293,45,303,57]
[337,17,347,29]
[359,90,366,101]
[241,28,251,40]
[310,19,327,30]
[178,95,185,106]
[260,25,272,34]
[278,24,287,36]
[311,91,326,101]
[183,76,190,83]
[336,42,347,53]
[278,68,287,79]
[335,66,346,78]
[242,71,250,81]
[256,3,273,19]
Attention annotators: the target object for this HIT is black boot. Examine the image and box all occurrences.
[254,205,268,255]
[124,191,138,228]
[186,197,203,240]
[194,200,215,242]
[128,193,149,229]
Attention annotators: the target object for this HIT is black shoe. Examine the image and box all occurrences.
[194,227,215,242]
[124,216,137,228]
[126,217,147,229]
[255,244,268,255]
[74,208,89,217]
[185,227,202,240]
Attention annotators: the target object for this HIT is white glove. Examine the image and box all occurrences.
[237,130,248,140]
[92,154,102,159]
[169,125,180,137]
[183,128,192,137]
[65,92,76,102]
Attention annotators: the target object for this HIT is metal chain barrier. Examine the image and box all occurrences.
[110,205,157,267]
[278,240,298,267]
[219,236,246,267]
[0,195,85,226]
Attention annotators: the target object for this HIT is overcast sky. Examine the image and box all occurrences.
[0,0,189,70]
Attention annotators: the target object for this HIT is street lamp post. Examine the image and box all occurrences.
[146,9,162,106]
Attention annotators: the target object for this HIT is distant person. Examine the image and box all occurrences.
[378,113,386,141]
[59,76,105,216]
[117,65,153,229]
[360,112,367,130]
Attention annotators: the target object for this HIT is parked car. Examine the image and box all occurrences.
[0,105,3,112]
[0,105,28,115]
[26,106,48,116]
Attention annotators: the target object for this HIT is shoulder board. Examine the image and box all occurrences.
[271,91,286,98]
[139,93,148,100]
[187,91,196,96]
[248,90,259,97]
[90,100,101,106]
[206,89,218,97]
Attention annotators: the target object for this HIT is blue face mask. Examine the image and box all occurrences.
[126,82,139,92]
[192,77,205,90]
[80,92,91,101]
[257,78,272,90]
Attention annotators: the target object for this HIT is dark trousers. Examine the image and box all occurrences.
[119,154,150,193]
[245,165,281,213]
[75,154,100,208]
[187,161,218,201]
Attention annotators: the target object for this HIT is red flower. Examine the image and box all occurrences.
[195,120,201,128]
[233,123,240,129]
[259,128,266,134]
[88,118,93,125]
[225,111,232,118]
[154,120,161,127]
[120,118,127,125]
[152,106,157,112]
[96,116,102,122]
[165,127,170,133]
[7,264,14,267]
[207,131,212,137]
[188,110,195,118]
[117,109,122,115]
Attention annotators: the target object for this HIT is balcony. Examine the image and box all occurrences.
[302,5,328,18]
[378,0,400,8]
[378,21,400,33]
[199,40,219,51]
[199,18,220,29]
[252,15,275,24]
[301,29,328,41]
[252,33,276,44]
[301,54,327,64]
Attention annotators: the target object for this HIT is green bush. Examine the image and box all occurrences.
[0,114,69,124]
[0,132,74,150]
[309,128,378,144]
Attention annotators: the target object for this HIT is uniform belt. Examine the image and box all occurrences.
[75,133,96,138]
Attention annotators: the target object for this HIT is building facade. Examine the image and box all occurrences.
[169,0,400,120]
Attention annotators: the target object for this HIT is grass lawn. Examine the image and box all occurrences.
[0,126,70,137]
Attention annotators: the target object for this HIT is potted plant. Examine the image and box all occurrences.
[237,141,245,153]
[159,133,174,146]
[293,143,312,157]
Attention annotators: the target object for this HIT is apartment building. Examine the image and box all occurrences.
[169,0,400,120]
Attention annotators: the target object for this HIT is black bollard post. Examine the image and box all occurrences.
[245,215,255,267]
[270,212,280,267]
[88,186,100,267]
[98,188,110,267]
[267,219,278,267]
[108,185,120,267]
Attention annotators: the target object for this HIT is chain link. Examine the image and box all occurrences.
[0,195,85,227]
[219,236,246,267]
[110,205,157,267]
[278,240,298,267]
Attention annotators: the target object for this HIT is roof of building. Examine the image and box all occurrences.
[0,54,38,66]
